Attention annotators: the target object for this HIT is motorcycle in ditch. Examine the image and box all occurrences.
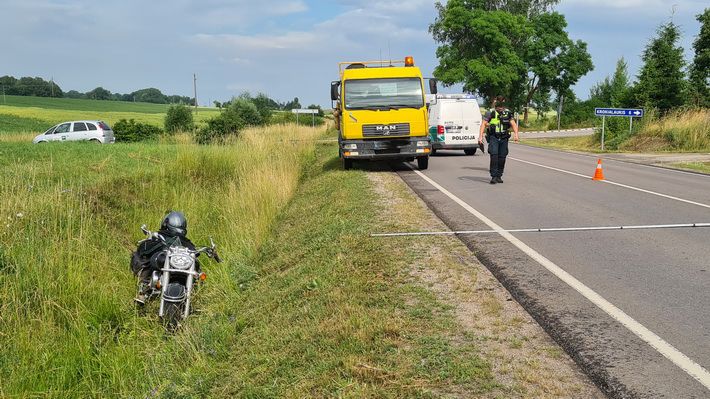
[136,224,222,329]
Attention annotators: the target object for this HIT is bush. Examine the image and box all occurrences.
[164,104,194,133]
[113,119,163,142]
[231,98,264,126]
[194,103,246,144]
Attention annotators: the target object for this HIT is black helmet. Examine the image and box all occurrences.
[160,211,187,237]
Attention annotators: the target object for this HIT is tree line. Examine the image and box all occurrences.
[0,75,194,105]
[430,2,709,127]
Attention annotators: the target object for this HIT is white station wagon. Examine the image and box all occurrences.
[33,120,116,144]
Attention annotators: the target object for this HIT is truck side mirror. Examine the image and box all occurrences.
[429,79,438,95]
[331,81,340,101]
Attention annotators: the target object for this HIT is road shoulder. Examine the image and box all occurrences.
[369,169,604,397]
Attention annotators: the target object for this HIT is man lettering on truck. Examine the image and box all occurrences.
[479,96,519,184]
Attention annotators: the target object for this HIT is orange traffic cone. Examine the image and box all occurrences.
[592,159,605,181]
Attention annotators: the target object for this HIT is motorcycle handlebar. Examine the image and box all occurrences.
[140,225,222,261]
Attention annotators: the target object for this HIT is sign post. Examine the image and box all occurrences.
[594,108,644,151]
[291,109,318,127]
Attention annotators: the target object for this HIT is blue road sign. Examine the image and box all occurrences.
[595,108,644,117]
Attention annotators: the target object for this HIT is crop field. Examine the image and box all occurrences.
[0,95,220,134]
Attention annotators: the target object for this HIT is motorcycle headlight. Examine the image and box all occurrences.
[170,254,193,270]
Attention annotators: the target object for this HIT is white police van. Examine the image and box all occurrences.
[427,94,482,155]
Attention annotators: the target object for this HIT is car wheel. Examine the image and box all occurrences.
[90,139,102,144]
[464,148,476,155]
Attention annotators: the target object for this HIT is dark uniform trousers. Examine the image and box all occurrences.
[487,134,509,178]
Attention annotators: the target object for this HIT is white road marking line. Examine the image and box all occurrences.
[510,157,710,210]
[514,144,710,179]
[371,222,710,237]
[407,165,710,390]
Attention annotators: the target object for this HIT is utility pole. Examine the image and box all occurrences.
[193,73,198,114]
[2,84,5,104]
[50,77,54,97]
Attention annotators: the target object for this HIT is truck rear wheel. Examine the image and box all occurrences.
[343,158,353,170]
[417,157,429,170]
[464,148,477,156]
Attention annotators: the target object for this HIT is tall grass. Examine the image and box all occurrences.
[622,108,710,151]
[0,124,320,397]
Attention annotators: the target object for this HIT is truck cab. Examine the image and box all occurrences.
[331,56,436,170]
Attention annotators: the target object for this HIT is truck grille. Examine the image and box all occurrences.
[362,123,410,137]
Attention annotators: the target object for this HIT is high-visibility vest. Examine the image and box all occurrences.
[488,109,513,135]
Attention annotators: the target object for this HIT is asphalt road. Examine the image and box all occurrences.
[395,145,710,398]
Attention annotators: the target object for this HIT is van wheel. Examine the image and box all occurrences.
[90,139,102,144]
[343,158,353,170]
[464,148,476,156]
[417,157,429,170]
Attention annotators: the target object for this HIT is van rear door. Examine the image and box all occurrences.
[443,102,478,146]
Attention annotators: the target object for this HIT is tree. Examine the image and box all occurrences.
[252,92,279,121]
[688,8,710,107]
[131,88,166,104]
[65,90,84,99]
[283,97,301,111]
[164,104,194,133]
[635,22,686,113]
[522,12,593,123]
[590,58,630,107]
[0,76,18,95]
[429,1,592,117]
[307,104,324,117]
[231,97,263,126]
[86,87,111,100]
[430,2,529,107]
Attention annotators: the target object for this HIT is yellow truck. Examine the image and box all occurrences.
[331,56,436,170]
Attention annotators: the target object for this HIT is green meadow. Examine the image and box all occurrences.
[0,95,220,134]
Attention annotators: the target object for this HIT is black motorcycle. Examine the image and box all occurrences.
[137,224,222,329]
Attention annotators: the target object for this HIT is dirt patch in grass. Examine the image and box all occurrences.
[367,171,604,398]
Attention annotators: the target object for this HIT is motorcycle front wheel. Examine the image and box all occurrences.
[163,301,184,331]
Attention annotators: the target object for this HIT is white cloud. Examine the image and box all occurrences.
[193,31,320,52]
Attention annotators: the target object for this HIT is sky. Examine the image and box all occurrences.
[1,0,707,108]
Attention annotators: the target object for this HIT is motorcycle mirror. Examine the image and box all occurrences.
[209,237,216,249]
[141,224,149,235]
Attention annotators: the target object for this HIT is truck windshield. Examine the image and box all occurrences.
[344,78,424,110]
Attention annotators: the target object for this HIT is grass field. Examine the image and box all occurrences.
[0,121,597,397]
[522,109,710,154]
[0,125,320,397]
[0,95,220,134]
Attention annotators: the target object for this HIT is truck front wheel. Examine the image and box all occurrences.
[343,158,353,170]
[417,157,429,170]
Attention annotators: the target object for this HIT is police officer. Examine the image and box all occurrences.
[479,96,519,184]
